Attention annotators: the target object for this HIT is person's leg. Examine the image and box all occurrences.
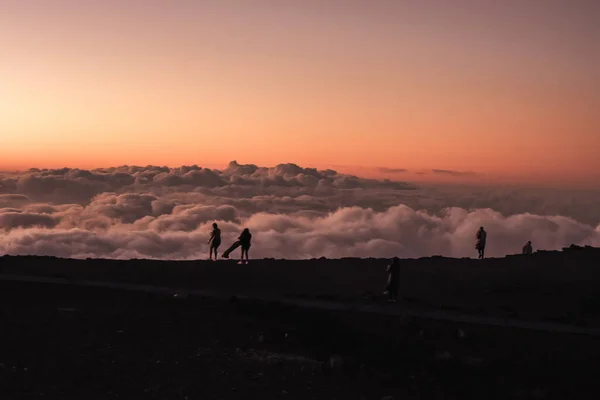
[238,247,245,263]
[392,283,399,302]
[383,276,391,297]
[209,245,214,260]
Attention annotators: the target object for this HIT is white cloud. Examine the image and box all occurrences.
[0,162,599,259]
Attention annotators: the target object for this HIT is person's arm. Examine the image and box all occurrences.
[208,231,214,244]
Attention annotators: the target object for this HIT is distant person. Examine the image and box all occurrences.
[208,223,221,260]
[522,240,533,255]
[239,228,252,264]
[222,228,252,264]
[475,226,487,259]
[383,257,400,303]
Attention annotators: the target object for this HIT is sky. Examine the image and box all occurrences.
[1,0,599,186]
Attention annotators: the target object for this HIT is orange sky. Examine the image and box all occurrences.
[1,1,599,186]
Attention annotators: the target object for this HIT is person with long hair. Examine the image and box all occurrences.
[222,228,252,264]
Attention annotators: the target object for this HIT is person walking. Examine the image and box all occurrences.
[383,257,400,303]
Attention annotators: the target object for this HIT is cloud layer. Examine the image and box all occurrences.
[1,162,599,260]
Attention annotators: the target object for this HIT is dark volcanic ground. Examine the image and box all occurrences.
[1,280,599,399]
[2,246,600,326]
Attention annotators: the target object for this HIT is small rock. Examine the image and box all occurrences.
[457,329,466,338]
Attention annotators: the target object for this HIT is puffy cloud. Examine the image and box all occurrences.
[0,194,31,208]
[145,204,240,233]
[0,161,599,259]
[81,193,162,224]
[0,212,57,231]
[0,205,598,260]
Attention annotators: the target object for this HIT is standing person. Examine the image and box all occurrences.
[383,257,400,303]
[239,228,252,264]
[222,228,252,264]
[475,226,487,259]
[208,223,221,260]
[522,240,533,255]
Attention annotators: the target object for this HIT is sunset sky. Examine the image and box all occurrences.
[1,1,598,185]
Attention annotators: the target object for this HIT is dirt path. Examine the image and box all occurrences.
[2,273,599,336]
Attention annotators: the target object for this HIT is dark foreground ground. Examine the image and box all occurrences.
[2,246,600,326]
[1,280,599,399]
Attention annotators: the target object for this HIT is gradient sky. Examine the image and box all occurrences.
[1,0,599,185]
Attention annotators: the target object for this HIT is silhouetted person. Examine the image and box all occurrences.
[222,228,252,264]
[239,228,252,264]
[383,257,400,302]
[522,240,533,255]
[475,226,487,259]
[208,223,221,260]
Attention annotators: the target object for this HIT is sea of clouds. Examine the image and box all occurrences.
[1,161,599,260]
